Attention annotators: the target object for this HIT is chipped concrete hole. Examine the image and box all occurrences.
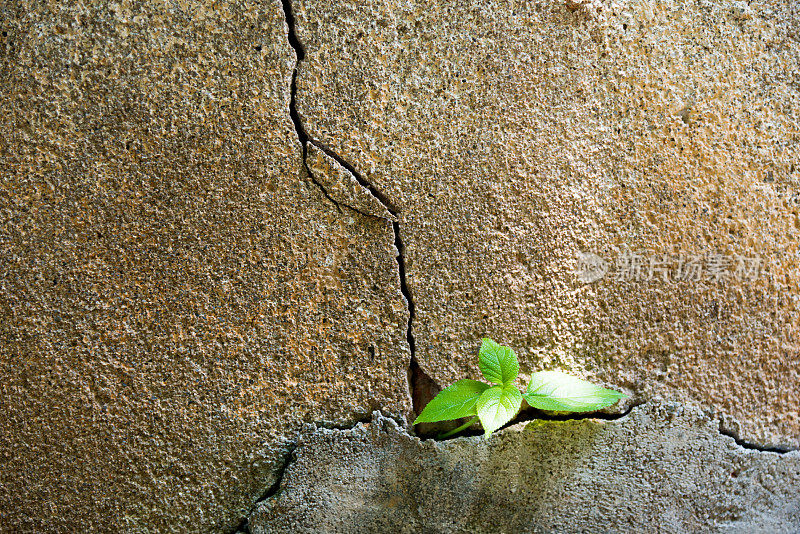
[3,0,800,531]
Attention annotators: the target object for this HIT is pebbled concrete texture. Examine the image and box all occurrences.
[0,0,410,531]
[250,402,800,533]
[294,0,800,448]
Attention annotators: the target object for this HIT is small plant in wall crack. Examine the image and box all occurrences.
[414,338,628,439]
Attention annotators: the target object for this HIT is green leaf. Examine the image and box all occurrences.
[476,384,522,438]
[523,371,627,412]
[414,379,491,424]
[478,338,519,386]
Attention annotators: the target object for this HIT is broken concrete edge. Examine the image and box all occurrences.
[230,399,797,533]
[719,420,796,455]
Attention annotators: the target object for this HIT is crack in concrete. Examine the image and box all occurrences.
[308,140,400,216]
[281,0,381,221]
[718,420,794,454]
[279,0,426,416]
[281,0,341,215]
[229,443,295,533]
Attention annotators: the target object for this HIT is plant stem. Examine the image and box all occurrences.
[437,416,479,439]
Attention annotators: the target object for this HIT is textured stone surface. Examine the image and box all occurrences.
[294,0,800,447]
[0,1,410,531]
[250,403,800,533]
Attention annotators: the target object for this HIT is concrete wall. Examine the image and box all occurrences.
[1,0,798,532]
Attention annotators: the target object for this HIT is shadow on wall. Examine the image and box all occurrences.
[361,419,605,531]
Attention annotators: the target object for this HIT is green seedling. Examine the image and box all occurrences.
[414,338,627,439]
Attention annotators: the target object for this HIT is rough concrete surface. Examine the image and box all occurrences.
[0,1,410,532]
[251,403,800,533]
[294,0,800,448]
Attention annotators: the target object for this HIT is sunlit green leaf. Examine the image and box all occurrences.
[414,379,491,424]
[478,338,519,386]
[476,384,522,438]
[523,371,627,412]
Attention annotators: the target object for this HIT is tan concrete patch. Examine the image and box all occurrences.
[0,1,410,531]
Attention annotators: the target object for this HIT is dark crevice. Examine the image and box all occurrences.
[392,219,429,416]
[280,0,305,62]
[314,411,379,431]
[422,400,647,441]
[409,358,439,417]
[230,412,406,533]
[227,442,297,534]
[279,0,421,418]
[718,420,794,454]
[280,0,386,221]
[306,138,421,401]
[254,443,299,505]
[280,0,396,225]
[303,158,344,214]
[280,0,305,148]
[280,0,343,215]
[287,69,307,146]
